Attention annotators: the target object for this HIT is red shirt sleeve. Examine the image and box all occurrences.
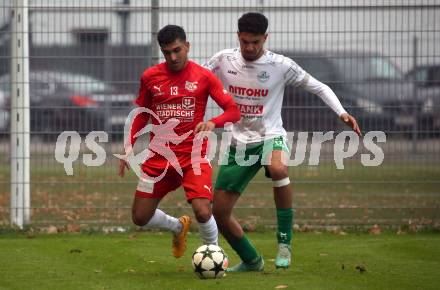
[125,75,151,148]
[134,74,151,107]
[207,73,241,127]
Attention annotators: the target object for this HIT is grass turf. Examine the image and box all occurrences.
[1,161,439,227]
[0,231,439,290]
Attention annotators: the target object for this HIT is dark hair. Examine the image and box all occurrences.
[238,12,268,35]
[157,25,186,46]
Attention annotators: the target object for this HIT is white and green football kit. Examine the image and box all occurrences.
[204,48,347,193]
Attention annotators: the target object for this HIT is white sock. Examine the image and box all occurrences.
[198,215,218,245]
[143,209,182,234]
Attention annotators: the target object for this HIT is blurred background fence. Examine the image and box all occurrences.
[0,0,439,230]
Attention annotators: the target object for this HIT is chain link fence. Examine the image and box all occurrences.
[0,0,439,230]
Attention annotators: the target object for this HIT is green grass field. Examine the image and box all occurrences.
[1,159,439,228]
[0,232,439,290]
[1,146,440,289]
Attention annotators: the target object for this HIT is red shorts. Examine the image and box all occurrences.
[135,153,213,202]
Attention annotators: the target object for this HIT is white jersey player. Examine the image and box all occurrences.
[204,12,361,272]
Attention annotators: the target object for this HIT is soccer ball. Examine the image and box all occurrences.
[191,244,228,279]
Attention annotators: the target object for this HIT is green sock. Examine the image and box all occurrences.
[276,208,293,245]
[230,235,260,264]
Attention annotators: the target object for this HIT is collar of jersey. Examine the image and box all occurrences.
[236,48,268,64]
[162,60,192,75]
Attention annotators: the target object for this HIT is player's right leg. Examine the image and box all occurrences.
[132,196,191,258]
[132,196,177,231]
[264,141,293,269]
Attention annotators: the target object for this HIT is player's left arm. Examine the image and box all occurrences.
[195,74,240,134]
[283,57,361,136]
[300,74,361,136]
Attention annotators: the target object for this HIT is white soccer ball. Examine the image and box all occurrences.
[191,244,228,279]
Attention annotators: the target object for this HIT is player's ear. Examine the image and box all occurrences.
[263,33,268,41]
[185,41,190,52]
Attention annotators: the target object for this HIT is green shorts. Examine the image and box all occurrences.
[214,136,290,194]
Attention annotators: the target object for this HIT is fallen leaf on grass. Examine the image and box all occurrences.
[123,268,136,273]
[128,234,139,240]
[26,229,36,239]
[177,265,185,272]
[102,226,126,234]
[45,225,58,234]
[67,224,81,233]
[368,224,381,235]
[275,285,288,289]
[66,215,75,221]
[69,248,82,254]
[355,265,367,273]
[299,225,312,232]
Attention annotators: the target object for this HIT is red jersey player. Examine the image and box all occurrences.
[118,25,240,259]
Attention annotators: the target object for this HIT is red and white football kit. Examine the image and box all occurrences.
[129,60,240,201]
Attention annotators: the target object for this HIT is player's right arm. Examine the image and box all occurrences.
[128,74,152,148]
[202,50,224,74]
[119,74,152,177]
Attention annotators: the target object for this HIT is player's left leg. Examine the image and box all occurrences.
[214,145,265,272]
[136,160,191,259]
[265,146,293,269]
[183,160,218,245]
[191,198,218,245]
[214,189,264,272]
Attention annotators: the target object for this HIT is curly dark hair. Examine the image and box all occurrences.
[157,25,186,46]
[238,12,268,35]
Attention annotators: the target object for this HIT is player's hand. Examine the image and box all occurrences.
[194,121,216,134]
[118,147,132,177]
[119,159,130,177]
[340,113,362,136]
